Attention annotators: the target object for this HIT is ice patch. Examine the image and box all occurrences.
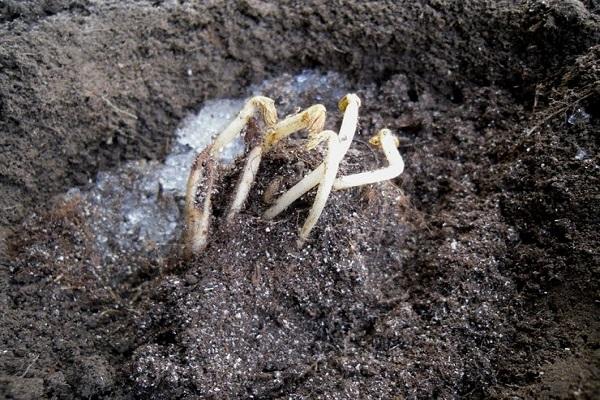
[158,98,246,195]
[65,161,181,260]
[175,98,245,156]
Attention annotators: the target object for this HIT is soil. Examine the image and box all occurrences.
[1,1,599,399]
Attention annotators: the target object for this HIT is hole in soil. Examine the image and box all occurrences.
[407,87,419,102]
[155,329,177,346]
[450,84,464,104]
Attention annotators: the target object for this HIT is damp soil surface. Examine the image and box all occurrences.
[1,1,599,399]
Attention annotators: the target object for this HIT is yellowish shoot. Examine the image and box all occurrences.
[263,94,361,220]
[333,129,404,190]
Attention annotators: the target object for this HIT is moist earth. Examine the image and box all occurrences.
[1,1,599,399]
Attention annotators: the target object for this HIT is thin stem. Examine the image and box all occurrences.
[263,94,361,220]
[263,104,326,151]
[333,129,404,190]
[298,130,341,246]
[226,145,263,223]
[211,96,276,157]
[183,148,217,257]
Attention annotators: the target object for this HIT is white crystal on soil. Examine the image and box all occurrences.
[574,147,588,160]
[157,152,195,193]
[175,99,244,153]
[158,98,246,194]
[567,107,590,125]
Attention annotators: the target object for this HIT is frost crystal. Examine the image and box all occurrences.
[567,107,590,125]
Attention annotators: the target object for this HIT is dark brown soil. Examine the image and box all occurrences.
[1,1,599,399]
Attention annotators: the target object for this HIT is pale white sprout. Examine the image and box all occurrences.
[183,96,326,256]
[263,94,361,220]
[183,93,405,255]
[333,128,404,190]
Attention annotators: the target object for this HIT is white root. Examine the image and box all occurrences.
[183,149,216,257]
[226,145,263,223]
[184,91,406,253]
[263,94,361,220]
[297,130,341,246]
[184,96,276,255]
[224,103,327,223]
[333,129,404,190]
[211,96,276,157]
[263,104,326,152]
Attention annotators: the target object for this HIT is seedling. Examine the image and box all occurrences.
[263,94,361,222]
[333,128,404,190]
[265,96,405,245]
[183,97,325,257]
[183,93,405,255]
